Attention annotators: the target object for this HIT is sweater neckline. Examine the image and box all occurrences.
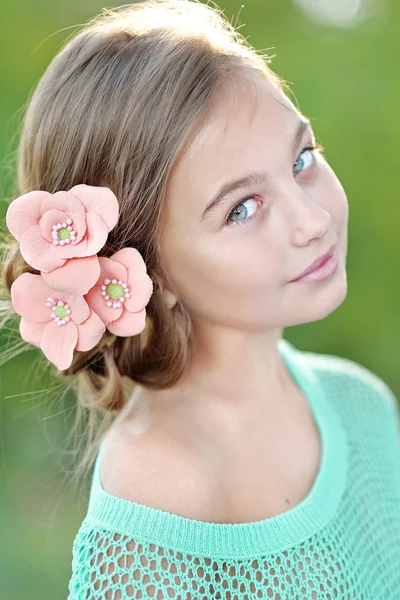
[87,338,348,559]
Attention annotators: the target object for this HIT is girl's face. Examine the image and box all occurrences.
[161,77,348,336]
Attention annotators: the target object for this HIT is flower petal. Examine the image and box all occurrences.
[11,273,54,322]
[6,190,51,242]
[81,212,109,257]
[20,225,66,272]
[63,207,87,245]
[69,184,119,232]
[19,318,47,349]
[109,248,153,311]
[41,255,100,296]
[98,256,128,284]
[39,209,71,243]
[48,236,88,260]
[110,247,148,277]
[123,272,154,312]
[40,189,87,245]
[62,294,91,325]
[106,307,147,337]
[40,320,78,370]
[40,190,85,220]
[84,286,123,325]
[75,311,106,351]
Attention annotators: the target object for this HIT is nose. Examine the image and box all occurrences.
[288,189,331,246]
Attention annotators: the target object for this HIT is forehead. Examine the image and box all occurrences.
[164,77,302,226]
[188,79,298,161]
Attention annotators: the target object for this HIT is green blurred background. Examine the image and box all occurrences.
[1,0,399,598]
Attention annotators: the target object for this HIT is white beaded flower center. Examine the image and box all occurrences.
[46,297,71,326]
[101,278,131,309]
[51,218,77,246]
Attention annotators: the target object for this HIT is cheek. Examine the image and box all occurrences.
[170,233,282,316]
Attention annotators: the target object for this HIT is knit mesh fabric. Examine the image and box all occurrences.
[67,339,400,599]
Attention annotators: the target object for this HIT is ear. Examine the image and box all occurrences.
[161,288,177,309]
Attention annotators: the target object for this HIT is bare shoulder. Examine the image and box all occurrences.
[100,420,225,522]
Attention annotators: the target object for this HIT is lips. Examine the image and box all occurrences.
[291,245,336,282]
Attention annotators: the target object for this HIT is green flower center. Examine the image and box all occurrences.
[55,305,68,319]
[58,228,71,240]
[107,283,124,300]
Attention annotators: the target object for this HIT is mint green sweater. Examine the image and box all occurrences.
[67,339,400,599]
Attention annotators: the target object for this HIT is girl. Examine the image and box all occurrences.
[2,0,400,597]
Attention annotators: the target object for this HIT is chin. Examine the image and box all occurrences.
[302,278,348,325]
[286,269,348,326]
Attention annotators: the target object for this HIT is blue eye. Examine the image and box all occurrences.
[293,145,320,174]
[225,196,260,228]
[225,143,324,228]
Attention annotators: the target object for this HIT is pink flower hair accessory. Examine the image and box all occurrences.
[6,184,155,368]
[10,272,106,370]
[84,247,154,337]
[5,184,119,295]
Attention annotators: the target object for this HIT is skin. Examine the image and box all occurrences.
[153,75,348,419]
[106,75,349,519]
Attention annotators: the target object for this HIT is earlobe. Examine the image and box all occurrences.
[162,288,178,309]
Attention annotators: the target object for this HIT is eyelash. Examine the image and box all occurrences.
[224,143,325,228]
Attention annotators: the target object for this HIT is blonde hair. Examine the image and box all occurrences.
[0,0,287,484]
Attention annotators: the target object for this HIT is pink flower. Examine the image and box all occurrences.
[10,272,106,371]
[5,184,119,295]
[84,248,153,337]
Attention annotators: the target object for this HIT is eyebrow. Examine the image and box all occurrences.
[200,116,312,222]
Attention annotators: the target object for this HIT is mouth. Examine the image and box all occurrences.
[290,244,338,283]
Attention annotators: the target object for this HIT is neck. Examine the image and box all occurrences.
[120,329,301,429]
[182,326,289,399]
